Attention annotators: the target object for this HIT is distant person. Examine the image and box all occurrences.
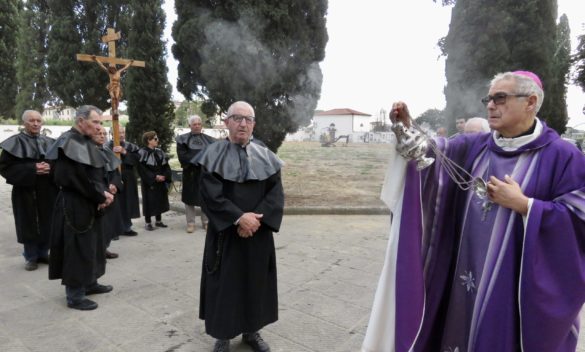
[176,115,216,233]
[46,105,114,311]
[464,117,490,133]
[364,71,585,351]
[193,101,284,352]
[109,127,140,237]
[0,110,58,271]
[436,126,448,137]
[455,117,466,134]
[93,126,123,259]
[137,131,171,231]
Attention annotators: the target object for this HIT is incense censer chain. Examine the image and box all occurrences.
[391,120,488,199]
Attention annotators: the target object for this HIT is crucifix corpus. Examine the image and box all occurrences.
[76,28,145,155]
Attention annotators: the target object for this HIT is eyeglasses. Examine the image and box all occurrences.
[481,93,530,106]
[228,114,255,123]
[150,137,158,141]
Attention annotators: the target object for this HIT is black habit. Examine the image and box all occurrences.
[137,147,171,218]
[175,132,216,206]
[194,140,285,339]
[0,132,58,244]
[46,128,109,287]
[98,145,124,242]
[108,140,140,219]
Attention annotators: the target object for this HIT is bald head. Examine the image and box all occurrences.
[464,117,490,133]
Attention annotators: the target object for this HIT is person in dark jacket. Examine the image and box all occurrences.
[137,131,171,231]
[45,105,114,311]
[0,110,58,271]
[176,115,216,233]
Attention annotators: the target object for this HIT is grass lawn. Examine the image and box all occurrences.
[169,141,393,208]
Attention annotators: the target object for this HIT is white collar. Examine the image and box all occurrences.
[492,117,542,151]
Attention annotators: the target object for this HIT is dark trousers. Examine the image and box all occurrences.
[23,242,49,262]
[145,214,162,224]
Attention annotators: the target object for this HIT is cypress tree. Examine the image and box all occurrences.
[574,31,585,98]
[442,0,559,133]
[547,14,571,131]
[0,0,21,119]
[125,0,175,151]
[173,0,329,151]
[15,0,52,115]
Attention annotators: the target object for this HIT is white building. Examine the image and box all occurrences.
[42,106,76,120]
[313,108,373,137]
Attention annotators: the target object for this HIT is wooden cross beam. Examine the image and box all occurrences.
[76,28,145,158]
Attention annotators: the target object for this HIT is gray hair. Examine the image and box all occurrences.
[226,101,255,118]
[465,117,490,133]
[21,110,42,123]
[75,105,102,123]
[188,115,202,125]
[490,72,544,113]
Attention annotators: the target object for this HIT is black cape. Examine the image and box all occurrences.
[196,140,285,339]
[108,140,141,219]
[137,147,171,218]
[0,132,58,244]
[176,132,216,206]
[47,129,108,287]
[98,146,124,242]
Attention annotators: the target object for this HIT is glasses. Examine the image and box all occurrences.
[150,137,158,141]
[481,93,530,106]
[228,114,255,123]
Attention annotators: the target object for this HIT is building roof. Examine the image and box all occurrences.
[315,108,371,117]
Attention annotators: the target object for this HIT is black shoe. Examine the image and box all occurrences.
[86,284,113,295]
[145,223,155,231]
[67,298,98,311]
[242,332,270,352]
[155,221,168,228]
[213,339,230,352]
[111,236,120,241]
[105,250,119,259]
[123,230,138,236]
[24,261,38,271]
[37,256,50,264]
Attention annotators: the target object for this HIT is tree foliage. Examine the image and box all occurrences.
[173,0,328,151]
[547,14,571,131]
[46,0,131,110]
[442,0,566,134]
[175,100,213,128]
[0,0,20,119]
[416,108,445,130]
[15,0,52,116]
[574,28,585,99]
[125,0,175,152]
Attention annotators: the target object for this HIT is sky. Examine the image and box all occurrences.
[161,1,585,128]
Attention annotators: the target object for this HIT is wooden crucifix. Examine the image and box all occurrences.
[77,28,145,155]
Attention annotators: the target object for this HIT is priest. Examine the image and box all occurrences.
[0,110,58,271]
[363,71,585,352]
[194,101,284,352]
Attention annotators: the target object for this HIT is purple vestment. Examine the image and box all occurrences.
[364,123,585,352]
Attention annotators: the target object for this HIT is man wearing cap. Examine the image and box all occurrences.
[363,71,585,352]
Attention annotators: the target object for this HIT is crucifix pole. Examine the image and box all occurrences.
[76,28,145,158]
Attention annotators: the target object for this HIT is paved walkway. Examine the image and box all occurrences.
[0,180,583,351]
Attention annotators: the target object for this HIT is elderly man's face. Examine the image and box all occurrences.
[225,105,255,145]
[190,119,203,134]
[119,129,126,142]
[486,79,535,138]
[93,127,107,146]
[79,110,102,137]
[23,112,43,136]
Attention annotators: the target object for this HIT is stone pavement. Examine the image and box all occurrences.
[0,179,584,351]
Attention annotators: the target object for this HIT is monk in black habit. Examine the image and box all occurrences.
[45,105,115,311]
[193,101,284,352]
[93,125,123,258]
[109,126,140,236]
[176,114,216,233]
[137,131,172,231]
[0,110,58,271]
